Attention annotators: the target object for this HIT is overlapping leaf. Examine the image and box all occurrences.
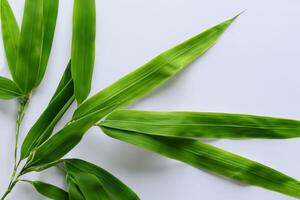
[0,76,22,99]
[100,126,300,199]
[21,62,74,159]
[101,110,300,139]
[71,0,96,103]
[73,15,237,120]
[67,175,85,200]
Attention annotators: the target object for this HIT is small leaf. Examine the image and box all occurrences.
[0,76,22,99]
[67,175,85,200]
[100,110,300,139]
[71,0,96,103]
[24,104,118,170]
[100,126,300,199]
[70,172,110,200]
[21,63,74,159]
[65,159,140,200]
[25,180,69,200]
[35,0,59,86]
[73,15,237,120]
[0,0,19,75]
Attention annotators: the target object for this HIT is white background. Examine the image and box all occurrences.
[1,0,300,199]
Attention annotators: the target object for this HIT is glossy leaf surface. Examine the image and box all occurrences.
[101,110,300,139]
[73,16,237,119]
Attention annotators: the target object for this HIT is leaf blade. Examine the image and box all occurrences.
[0,76,22,99]
[100,126,300,199]
[73,16,236,119]
[71,0,96,103]
[101,110,300,139]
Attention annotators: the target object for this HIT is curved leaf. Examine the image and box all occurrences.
[71,0,96,103]
[67,175,85,200]
[73,15,237,120]
[21,63,74,159]
[100,126,300,199]
[101,110,300,139]
[65,159,140,200]
[14,0,44,93]
[0,76,22,99]
[0,0,19,75]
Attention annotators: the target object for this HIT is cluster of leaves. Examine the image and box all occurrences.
[1,0,300,200]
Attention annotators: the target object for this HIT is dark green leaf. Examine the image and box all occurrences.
[0,76,22,99]
[21,63,74,159]
[24,104,118,170]
[67,175,85,200]
[100,126,300,199]
[0,0,19,75]
[100,110,300,139]
[14,0,44,93]
[71,0,96,103]
[65,159,140,200]
[73,16,237,120]
[35,0,59,86]
[25,180,69,200]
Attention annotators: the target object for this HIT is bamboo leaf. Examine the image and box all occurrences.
[64,159,140,200]
[0,0,19,76]
[14,0,44,93]
[21,62,74,159]
[35,0,59,86]
[71,0,96,103]
[24,104,118,170]
[24,180,69,200]
[100,126,300,199]
[67,175,85,200]
[73,15,237,120]
[100,110,300,139]
[70,172,110,200]
[0,76,22,99]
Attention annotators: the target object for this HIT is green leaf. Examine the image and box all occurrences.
[35,0,59,86]
[64,159,140,200]
[71,0,96,103]
[14,0,44,93]
[0,76,22,99]
[70,172,110,200]
[100,126,300,199]
[21,62,74,159]
[25,180,69,200]
[73,15,237,120]
[0,0,19,75]
[67,175,85,200]
[100,110,300,139]
[24,104,118,170]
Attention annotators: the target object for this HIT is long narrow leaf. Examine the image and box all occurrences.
[14,0,44,93]
[64,159,140,200]
[24,180,69,200]
[35,0,59,86]
[24,104,118,170]
[21,63,74,159]
[71,0,96,103]
[100,110,300,139]
[100,126,300,199]
[67,175,85,200]
[73,15,237,120]
[0,0,19,76]
[0,76,22,99]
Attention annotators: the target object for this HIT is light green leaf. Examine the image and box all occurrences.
[73,15,237,120]
[0,0,19,75]
[100,126,300,199]
[64,159,140,200]
[14,0,44,93]
[21,62,74,159]
[67,175,85,200]
[0,76,22,99]
[70,172,110,200]
[71,0,96,103]
[24,180,69,200]
[24,104,118,170]
[100,110,300,139]
[35,0,59,86]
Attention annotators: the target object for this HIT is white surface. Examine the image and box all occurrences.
[1,0,300,199]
